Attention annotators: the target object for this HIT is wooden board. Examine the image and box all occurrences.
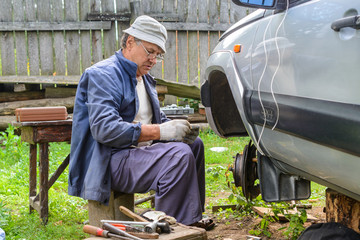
[102,0,117,59]
[147,0,163,79]
[90,0,103,65]
[38,0,54,76]
[13,0,28,76]
[0,0,16,76]
[53,0,66,76]
[84,224,207,240]
[252,206,318,222]
[25,0,40,75]
[65,0,81,75]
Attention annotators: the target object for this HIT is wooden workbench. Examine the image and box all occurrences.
[12,119,72,224]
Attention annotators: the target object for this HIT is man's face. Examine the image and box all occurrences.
[125,36,163,77]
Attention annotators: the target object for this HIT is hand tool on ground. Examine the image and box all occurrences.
[101,220,171,234]
[103,223,144,240]
[83,225,132,240]
[110,223,144,232]
[104,223,159,239]
[118,206,171,233]
[119,206,148,222]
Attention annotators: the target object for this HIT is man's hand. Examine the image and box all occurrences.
[183,124,200,144]
[159,120,191,142]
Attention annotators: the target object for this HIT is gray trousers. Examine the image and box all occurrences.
[110,137,205,225]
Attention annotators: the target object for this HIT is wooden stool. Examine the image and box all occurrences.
[88,191,134,227]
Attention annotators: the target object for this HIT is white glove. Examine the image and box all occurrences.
[183,124,200,144]
[159,120,191,142]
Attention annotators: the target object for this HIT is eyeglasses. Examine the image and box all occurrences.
[139,41,164,62]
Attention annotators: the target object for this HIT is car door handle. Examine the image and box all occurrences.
[331,15,360,31]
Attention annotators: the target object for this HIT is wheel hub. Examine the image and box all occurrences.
[231,141,260,201]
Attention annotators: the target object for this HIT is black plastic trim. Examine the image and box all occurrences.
[207,71,248,137]
[200,81,211,107]
[247,91,360,157]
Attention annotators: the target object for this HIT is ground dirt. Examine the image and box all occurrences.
[204,206,325,240]
[203,193,326,240]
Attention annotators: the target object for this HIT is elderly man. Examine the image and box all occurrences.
[68,15,212,229]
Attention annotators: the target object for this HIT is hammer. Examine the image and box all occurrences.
[101,220,171,234]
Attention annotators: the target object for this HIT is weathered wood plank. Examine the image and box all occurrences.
[177,0,188,85]
[0,115,16,130]
[102,0,117,58]
[90,0,103,64]
[0,91,45,103]
[198,0,209,86]
[252,206,318,222]
[155,78,200,100]
[219,0,229,23]
[25,0,40,75]
[45,87,77,98]
[52,0,66,75]
[0,75,81,85]
[116,0,131,50]
[65,0,81,75]
[13,0,28,76]
[38,0,54,76]
[230,2,249,23]
[187,0,199,86]
[161,22,232,32]
[209,0,220,54]
[0,96,75,116]
[147,0,163,79]
[0,0,16,76]
[0,21,111,31]
[162,0,177,105]
[79,0,92,72]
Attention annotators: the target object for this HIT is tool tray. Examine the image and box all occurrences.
[15,106,68,122]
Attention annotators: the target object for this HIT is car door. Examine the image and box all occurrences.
[246,0,360,198]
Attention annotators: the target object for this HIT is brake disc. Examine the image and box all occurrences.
[231,141,260,201]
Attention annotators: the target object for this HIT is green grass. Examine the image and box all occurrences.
[0,125,326,239]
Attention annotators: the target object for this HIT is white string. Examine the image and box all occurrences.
[270,0,290,130]
[255,16,273,150]
[255,2,290,150]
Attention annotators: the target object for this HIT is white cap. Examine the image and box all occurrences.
[123,15,167,53]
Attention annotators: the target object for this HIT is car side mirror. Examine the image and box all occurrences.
[232,0,287,10]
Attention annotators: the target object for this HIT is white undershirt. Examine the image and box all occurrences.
[133,77,153,146]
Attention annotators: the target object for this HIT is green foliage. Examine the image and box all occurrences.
[0,125,24,167]
[0,201,11,229]
[0,126,87,239]
[282,209,307,239]
[180,98,200,112]
[249,214,274,238]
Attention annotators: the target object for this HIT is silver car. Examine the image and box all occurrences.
[201,0,360,202]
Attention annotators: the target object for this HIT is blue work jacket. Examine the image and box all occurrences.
[68,50,168,204]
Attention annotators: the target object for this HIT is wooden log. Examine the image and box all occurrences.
[0,91,45,103]
[326,188,360,234]
[155,85,168,95]
[88,192,134,228]
[45,87,77,98]
[155,78,200,100]
[0,96,75,116]
[0,116,16,130]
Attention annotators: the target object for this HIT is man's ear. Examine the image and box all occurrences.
[126,35,135,49]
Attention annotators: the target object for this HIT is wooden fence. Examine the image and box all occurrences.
[0,0,251,128]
